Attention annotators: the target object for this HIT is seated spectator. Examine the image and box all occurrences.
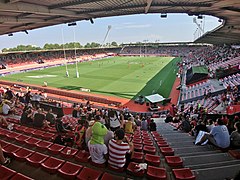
[230,122,240,148]
[74,120,87,149]
[0,100,15,115]
[0,144,10,166]
[0,116,13,130]
[108,128,134,170]
[33,108,49,128]
[85,120,95,145]
[20,107,33,126]
[108,110,122,132]
[206,119,215,132]
[193,120,208,136]
[88,122,108,166]
[4,87,14,100]
[196,119,230,148]
[174,117,192,133]
[149,119,157,131]
[45,108,55,125]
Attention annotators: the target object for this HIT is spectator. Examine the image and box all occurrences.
[141,118,148,130]
[196,119,230,148]
[149,119,157,131]
[88,122,108,166]
[206,119,215,132]
[20,107,33,126]
[45,108,55,125]
[33,108,49,128]
[124,116,135,134]
[108,128,134,170]
[4,87,14,100]
[230,122,240,148]
[108,110,121,132]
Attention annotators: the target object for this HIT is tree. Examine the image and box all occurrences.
[111,41,118,47]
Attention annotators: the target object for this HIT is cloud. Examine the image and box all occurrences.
[115,24,152,30]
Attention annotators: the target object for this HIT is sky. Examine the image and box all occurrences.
[0,13,222,50]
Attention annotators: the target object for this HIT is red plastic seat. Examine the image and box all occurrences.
[131,151,144,163]
[153,133,161,138]
[143,140,153,146]
[10,173,34,180]
[26,152,49,167]
[133,138,142,144]
[23,127,36,135]
[48,144,65,154]
[2,144,21,157]
[6,117,19,124]
[41,156,65,174]
[13,148,34,161]
[172,168,196,180]
[0,165,17,180]
[147,166,167,180]
[41,132,55,141]
[229,150,240,159]
[160,147,174,156]
[5,131,21,140]
[75,150,90,163]
[32,130,45,138]
[15,134,31,143]
[157,142,169,147]
[145,154,160,166]
[134,143,143,152]
[0,139,10,148]
[165,156,183,167]
[0,128,11,137]
[127,162,145,177]
[143,145,156,154]
[58,161,83,180]
[76,167,102,180]
[101,172,125,180]
[143,137,152,141]
[155,137,165,142]
[61,147,78,158]
[36,140,53,151]
[14,125,27,133]
[25,137,41,147]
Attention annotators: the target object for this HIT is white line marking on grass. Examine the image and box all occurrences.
[26,75,57,78]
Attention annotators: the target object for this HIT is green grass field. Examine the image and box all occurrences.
[1,56,180,99]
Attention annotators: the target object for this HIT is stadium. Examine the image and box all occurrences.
[0,0,240,180]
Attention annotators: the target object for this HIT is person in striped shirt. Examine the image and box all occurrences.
[108,128,134,170]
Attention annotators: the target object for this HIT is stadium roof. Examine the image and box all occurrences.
[192,66,208,74]
[0,0,239,44]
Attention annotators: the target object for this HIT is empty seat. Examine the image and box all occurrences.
[26,152,49,167]
[61,147,78,158]
[41,156,65,174]
[101,172,125,180]
[229,150,240,159]
[143,137,152,141]
[143,140,153,146]
[6,131,21,140]
[41,132,55,141]
[48,144,65,154]
[32,130,45,138]
[127,162,145,177]
[157,142,169,147]
[0,165,17,180]
[147,166,167,180]
[0,139,10,148]
[13,148,34,161]
[58,161,83,180]
[172,168,196,180]
[155,137,165,142]
[131,151,144,163]
[165,156,183,167]
[145,154,160,166]
[133,138,142,144]
[36,140,53,151]
[75,150,90,163]
[10,173,34,180]
[14,126,27,133]
[143,145,156,154]
[23,127,36,135]
[15,134,30,143]
[133,143,143,152]
[2,144,21,157]
[160,147,174,156]
[76,167,102,180]
[25,137,41,147]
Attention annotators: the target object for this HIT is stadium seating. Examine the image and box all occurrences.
[10,173,34,180]
[13,148,34,161]
[15,134,30,143]
[145,154,161,166]
[131,151,144,163]
[36,140,53,151]
[2,143,21,157]
[147,166,167,180]
[127,162,145,177]
[75,150,90,163]
[76,167,103,180]
[0,165,17,180]
[24,137,41,147]
[26,152,49,167]
[133,143,143,151]
[100,172,125,180]
[143,145,156,154]
[160,147,174,156]
[48,144,65,154]
[172,168,196,180]
[58,161,83,180]
[41,157,65,174]
[165,156,183,167]
[61,147,78,158]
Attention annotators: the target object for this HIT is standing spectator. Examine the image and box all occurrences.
[149,119,157,131]
[108,128,134,170]
[230,122,240,148]
[141,118,148,130]
[108,110,121,132]
[45,108,55,125]
[5,87,14,100]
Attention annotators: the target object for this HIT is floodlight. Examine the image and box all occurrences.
[218,19,222,22]
[90,18,94,24]
[8,33,13,36]
[68,22,77,26]
[24,30,28,34]
[197,15,203,19]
